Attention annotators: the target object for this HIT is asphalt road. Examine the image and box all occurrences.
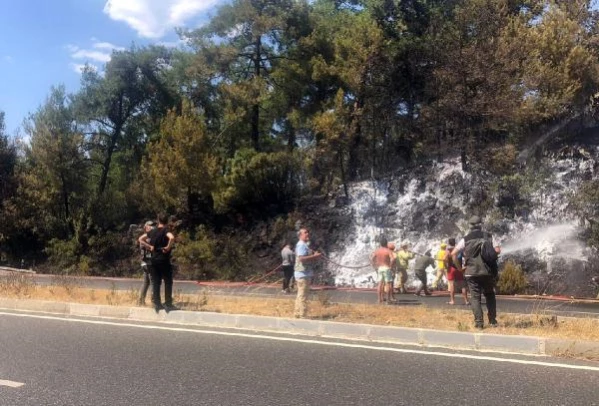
[0,310,597,406]
[25,273,599,318]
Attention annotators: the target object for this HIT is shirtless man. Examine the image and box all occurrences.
[371,237,395,304]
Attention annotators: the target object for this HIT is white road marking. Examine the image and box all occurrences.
[0,380,24,388]
[1,310,598,372]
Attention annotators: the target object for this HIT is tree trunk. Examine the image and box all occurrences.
[98,124,121,196]
[251,36,262,151]
[59,172,74,236]
[348,98,364,181]
[339,151,349,199]
[98,94,124,197]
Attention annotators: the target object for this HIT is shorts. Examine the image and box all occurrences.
[447,266,464,281]
[448,279,466,292]
[378,267,392,283]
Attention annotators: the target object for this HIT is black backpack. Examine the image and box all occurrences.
[480,239,498,265]
[464,231,498,277]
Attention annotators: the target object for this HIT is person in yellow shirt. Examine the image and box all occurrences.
[396,243,415,294]
[432,242,447,289]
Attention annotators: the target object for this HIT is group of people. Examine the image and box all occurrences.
[371,215,500,329]
[286,215,500,329]
[137,213,178,313]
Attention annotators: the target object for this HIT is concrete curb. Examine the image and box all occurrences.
[0,298,597,359]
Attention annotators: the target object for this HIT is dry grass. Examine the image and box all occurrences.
[1,273,598,342]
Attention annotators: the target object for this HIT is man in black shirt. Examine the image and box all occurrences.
[139,213,177,312]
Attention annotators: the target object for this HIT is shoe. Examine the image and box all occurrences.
[475,324,484,330]
[489,320,498,327]
[424,292,432,296]
[413,293,421,297]
[153,304,165,313]
[163,304,179,313]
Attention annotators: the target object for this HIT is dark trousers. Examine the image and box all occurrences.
[282,265,294,291]
[466,275,497,326]
[138,263,152,303]
[415,273,429,295]
[151,261,173,306]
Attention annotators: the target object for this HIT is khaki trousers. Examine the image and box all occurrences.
[397,268,408,290]
[295,278,310,318]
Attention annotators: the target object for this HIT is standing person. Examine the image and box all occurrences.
[294,228,322,318]
[432,242,448,290]
[396,243,415,294]
[137,221,155,306]
[414,250,435,296]
[387,242,398,300]
[280,242,295,294]
[370,237,394,304]
[452,216,500,329]
[140,213,177,313]
[445,238,470,305]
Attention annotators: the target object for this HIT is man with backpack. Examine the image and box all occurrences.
[452,216,500,329]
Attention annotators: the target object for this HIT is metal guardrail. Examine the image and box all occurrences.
[0,266,36,274]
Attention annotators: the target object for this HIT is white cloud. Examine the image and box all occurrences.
[65,44,79,53]
[66,39,124,74]
[93,41,125,51]
[71,49,112,63]
[103,0,221,38]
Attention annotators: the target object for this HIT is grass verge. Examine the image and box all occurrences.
[1,273,598,343]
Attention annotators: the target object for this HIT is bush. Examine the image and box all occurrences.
[44,238,80,273]
[497,260,528,295]
[213,149,302,215]
[173,226,249,281]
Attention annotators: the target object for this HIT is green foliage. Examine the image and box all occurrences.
[213,148,302,215]
[173,227,248,281]
[497,260,528,295]
[43,232,133,275]
[0,111,17,206]
[44,238,80,272]
[145,99,218,212]
[87,232,133,267]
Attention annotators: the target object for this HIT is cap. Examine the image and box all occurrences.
[144,220,155,227]
[469,215,482,226]
[440,243,447,248]
[401,242,409,248]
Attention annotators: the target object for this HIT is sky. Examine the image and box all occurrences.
[0,0,226,136]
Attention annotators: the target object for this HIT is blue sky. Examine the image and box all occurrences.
[0,0,225,136]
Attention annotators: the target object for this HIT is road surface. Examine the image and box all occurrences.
[0,309,597,405]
